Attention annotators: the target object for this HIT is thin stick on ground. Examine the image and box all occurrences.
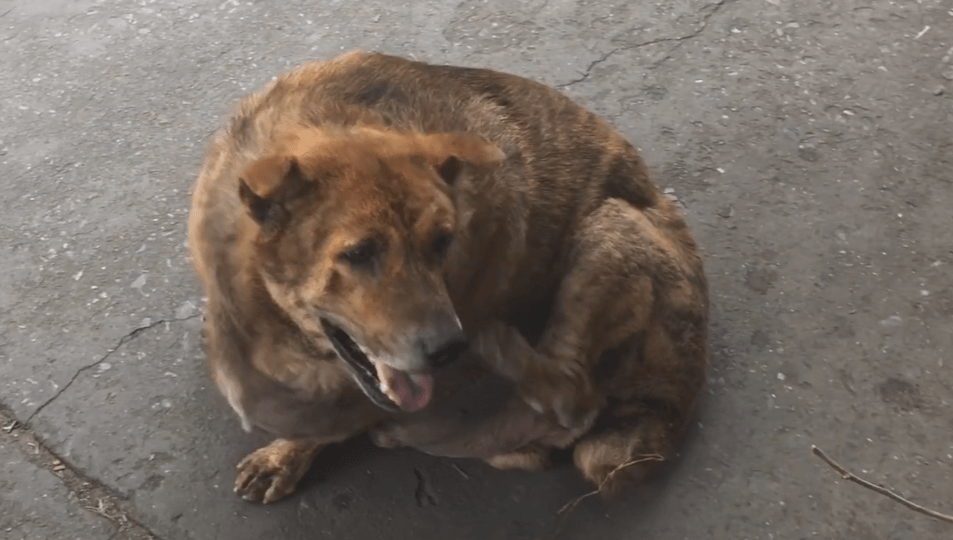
[556,454,665,519]
[812,445,953,525]
[451,463,471,480]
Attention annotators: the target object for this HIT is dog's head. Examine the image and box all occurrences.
[238,126,504,412]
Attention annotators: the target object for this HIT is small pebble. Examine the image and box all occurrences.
[131,273,147,289]
[717,205,735,218]
[175,300,197,319]
[880,315,902,327]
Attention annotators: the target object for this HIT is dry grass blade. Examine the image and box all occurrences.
[812,445,953,525]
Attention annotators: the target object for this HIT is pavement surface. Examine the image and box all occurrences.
[1,0,952,539]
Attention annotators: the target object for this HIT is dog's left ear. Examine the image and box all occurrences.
[238,154,310,238]
[417,133,505,185]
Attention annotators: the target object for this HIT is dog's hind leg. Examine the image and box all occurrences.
[482,198,708,436]
[571,413,674,497]
[234,438,323,504]
[573,312,707,496]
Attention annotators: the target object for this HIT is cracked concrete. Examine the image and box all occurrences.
[0,428,117,540]
[1,407,158,540]
[557,0,727,88]
[1,0,952,539]
[27,314,202,424]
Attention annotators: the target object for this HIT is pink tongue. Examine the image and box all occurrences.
[385,371,434,412]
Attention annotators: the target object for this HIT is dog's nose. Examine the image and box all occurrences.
[426,331,468,369]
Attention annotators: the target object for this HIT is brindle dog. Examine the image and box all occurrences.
[188,50,709,503]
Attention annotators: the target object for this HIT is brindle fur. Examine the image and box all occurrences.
[188,50,709,503]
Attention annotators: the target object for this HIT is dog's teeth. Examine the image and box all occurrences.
[378,375,399,404]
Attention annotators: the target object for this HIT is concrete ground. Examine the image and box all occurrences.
[2,0,951,538]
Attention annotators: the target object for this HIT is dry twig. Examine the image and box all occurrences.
[812,445,953,525]
[451,463,471,480]
[556,454,665,520]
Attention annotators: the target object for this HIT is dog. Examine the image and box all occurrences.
[187,50,709,504]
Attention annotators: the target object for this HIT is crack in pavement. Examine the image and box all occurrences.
[557,0,729,89]
[557,47,619,89]
[5,313,202,538]
[413,468,438,507]
[26,313,202,424]
[0,406,164,540]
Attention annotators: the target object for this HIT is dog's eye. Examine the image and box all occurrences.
[341,241,377,266]
[431,232,453,259]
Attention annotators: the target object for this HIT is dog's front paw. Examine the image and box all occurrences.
[521,366,598,435]
[234,439,321,504]
[475,322,598,434]
[486,445,550,472]
[368,423,404,449]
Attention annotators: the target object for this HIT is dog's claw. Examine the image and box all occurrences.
[526,398,544,413]
[555,400,598,435]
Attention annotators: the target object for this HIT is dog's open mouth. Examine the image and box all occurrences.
[320,319,434,413]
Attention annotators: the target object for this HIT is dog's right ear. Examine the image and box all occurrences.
[238,154,308,238]
[416,133,505,186]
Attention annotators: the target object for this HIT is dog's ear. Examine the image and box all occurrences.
[417,133,505,185]
[238,154,309,238]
